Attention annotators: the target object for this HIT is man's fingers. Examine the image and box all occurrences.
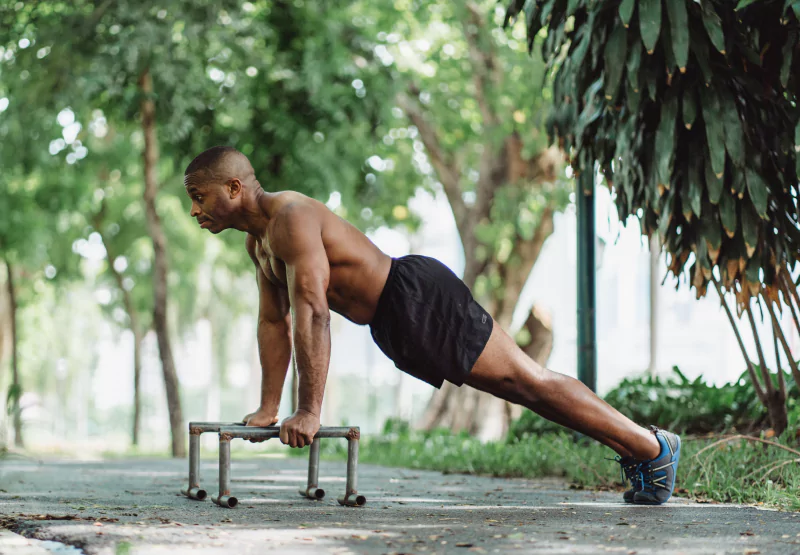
[280,423,289,445]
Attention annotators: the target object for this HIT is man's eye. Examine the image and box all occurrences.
[194,195,203,202]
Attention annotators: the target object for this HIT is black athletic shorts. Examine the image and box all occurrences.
[368,255,494,388]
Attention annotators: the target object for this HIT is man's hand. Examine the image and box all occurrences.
[242,408,279,443]
[280,409,320,448]
[242,407,279,427]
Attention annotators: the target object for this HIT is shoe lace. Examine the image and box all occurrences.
[609,456,642,490]
[637,460,673,492]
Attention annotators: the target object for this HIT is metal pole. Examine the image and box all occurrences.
[337,438,366,506]
[576,164,597,392]
[648,233,660,376]
[212,434,238,508]
[181,433,207,500]
[299,439,325,499]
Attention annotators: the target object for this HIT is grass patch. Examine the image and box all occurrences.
[314,425,800,511]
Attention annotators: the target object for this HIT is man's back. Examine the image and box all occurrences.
[246,191,392,325]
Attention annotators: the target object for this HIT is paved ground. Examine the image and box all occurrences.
[1,453,798,554]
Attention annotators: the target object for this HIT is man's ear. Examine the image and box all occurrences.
[228,178,243,199]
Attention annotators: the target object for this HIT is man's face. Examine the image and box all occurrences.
[185,178,236,234]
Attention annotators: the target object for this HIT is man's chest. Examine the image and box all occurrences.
[254,240,288,287]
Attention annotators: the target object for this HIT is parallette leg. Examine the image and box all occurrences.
[299,439,326,500]
[337,437,366,507]
[181,433,207,500]
[211,434,238,508]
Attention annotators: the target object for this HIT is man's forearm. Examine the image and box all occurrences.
[257,319,292,411]
[292,304,331,417]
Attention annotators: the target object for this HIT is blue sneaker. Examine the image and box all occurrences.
[614,455,641,503]
[632,426,681,505]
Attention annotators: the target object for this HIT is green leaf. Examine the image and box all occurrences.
[705,156,724,204]
[781,30,796,89]
[620,0,636,27]
[700,208,722,253]
[627,79,642,113]
[796,121,800,180]
[567,0,581,17]
[735,0,762,10]
[745,168,768,219]
[688,157,703,217]
[665,0,689,71]
[700,87,725,176]
[639,0,662,54]
[571,22,592,68]
[741,203,759,257]
[682,91,696,129]
[691,29,714,83]
[539,0,556,26]
[719,191,737,237]
[719,88,744,166]
[745,257,760,284]
[658,189,675,236]
[731,169,746,198]
[525,2,543,37]
[661,16,677,71]
[696,235,710,269]
[645,63,659,101]
[700,6,726,54]
[604,25,629,101]
[627,40,642,91]
[680,177,694,220]
[655,94,679,187]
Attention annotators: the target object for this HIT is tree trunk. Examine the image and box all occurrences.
[140,67,185,458]
[416,139,560,440]
[5,259,23,448]
[131,327,142,446]
[96,225,143,447]
[764,389,788,436]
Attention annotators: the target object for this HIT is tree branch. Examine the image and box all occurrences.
[746,304,775,397]
[765,299,800,390]
[461,2,504,228]
[772,316,787,399]
[712,278,766,402]
[461,2,501,127]
[395,91,467,234]
[780,270,800,336]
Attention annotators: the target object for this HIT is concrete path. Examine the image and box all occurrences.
[1,454,798,554]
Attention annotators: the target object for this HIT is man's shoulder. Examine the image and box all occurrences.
[272,195,324,230]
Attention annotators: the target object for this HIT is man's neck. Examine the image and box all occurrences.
[235,188,272,237]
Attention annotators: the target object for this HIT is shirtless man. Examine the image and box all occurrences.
[183,146,681,505]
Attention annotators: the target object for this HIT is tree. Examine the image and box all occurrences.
[0,0,253,456]
[373,2,569,437]
[507,0,800,434]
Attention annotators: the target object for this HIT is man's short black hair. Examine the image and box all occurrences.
[184,146,242,178]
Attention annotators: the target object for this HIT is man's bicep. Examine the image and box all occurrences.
[274,207,330,309]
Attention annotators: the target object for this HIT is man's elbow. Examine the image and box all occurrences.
[299,299,331,327]
[309,305,331,327]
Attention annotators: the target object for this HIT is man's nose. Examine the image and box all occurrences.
[190,203,201,217]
